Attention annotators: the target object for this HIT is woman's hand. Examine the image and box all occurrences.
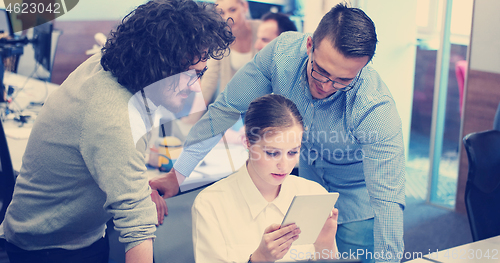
[314,208,339,259]
[250,223,300,262]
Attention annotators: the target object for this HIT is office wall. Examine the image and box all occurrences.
[455,0,500,213]
[49,1,151,84]
[467,0,500,74]
[57,0,146,21]
[50,20,119,84]
[359,0,417,159]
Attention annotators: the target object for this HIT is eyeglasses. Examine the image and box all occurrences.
[310,52,362,92]
[186,66,208,86]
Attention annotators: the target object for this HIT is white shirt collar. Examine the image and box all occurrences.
[236,164,296,219]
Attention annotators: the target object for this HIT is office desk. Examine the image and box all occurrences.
[147,143,247,192]
[3,71,59,112]
[3,71,59,170]
[152,187,204,263]
[106,187,205,263]
[405,235,500,262]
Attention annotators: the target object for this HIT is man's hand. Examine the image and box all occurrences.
[314,208,339,258]
[149,168,186,225]
[250,223,300,262]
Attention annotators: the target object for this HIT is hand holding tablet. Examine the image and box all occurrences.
[281,193,340,245]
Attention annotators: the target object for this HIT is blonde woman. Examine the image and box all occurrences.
[200,0,261,105]
[192,94,338,262]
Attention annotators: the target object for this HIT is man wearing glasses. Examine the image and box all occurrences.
[0,1,233,263]
[152,3,404,263]
[128,66,208,149]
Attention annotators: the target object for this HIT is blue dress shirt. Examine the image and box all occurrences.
[174,32,405,261]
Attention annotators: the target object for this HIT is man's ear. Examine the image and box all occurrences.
[306,36,313,57]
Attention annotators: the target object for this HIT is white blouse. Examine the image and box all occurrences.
[192,165,334,262]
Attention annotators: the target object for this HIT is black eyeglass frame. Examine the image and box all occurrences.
[186,66,208,86]
[309,49,363,92]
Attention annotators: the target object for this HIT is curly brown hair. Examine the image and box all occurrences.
[101,0,234,94]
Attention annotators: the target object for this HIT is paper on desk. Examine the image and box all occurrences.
[194,145,247,177]
[4,127,31,139]
[146,144,247,193]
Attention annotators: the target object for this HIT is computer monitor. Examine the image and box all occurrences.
[31,22,52,72]
[0,8,14,37]
[0,8,14,102]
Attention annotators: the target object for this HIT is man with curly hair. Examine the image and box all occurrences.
[0,0,234,262]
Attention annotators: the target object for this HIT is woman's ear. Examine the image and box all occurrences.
[242,136,248,149]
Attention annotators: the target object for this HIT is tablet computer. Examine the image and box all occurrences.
[281,193,339,245]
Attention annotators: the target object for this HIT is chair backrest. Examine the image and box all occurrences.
[0,120,16,224]
[463,130,500,241]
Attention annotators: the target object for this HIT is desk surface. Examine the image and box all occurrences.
[147,143,246,192]
[4,71,59,111]
[152,187,203,263]
[3,72,59,170]
[406,235,500,262]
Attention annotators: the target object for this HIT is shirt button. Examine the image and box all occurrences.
[305,126,309,131]
[310,103,314,107]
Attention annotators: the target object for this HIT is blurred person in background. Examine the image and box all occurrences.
[200,0,261,106]
[254,12,297,51]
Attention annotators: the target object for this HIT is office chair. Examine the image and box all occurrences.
[0,120,15,225]
[463,130,500,242]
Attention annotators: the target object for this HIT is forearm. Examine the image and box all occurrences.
[179,50,273,176]
[361,125,405,261]
[371,199,404,262]
[174,134,221,177]
[126,238,153,263]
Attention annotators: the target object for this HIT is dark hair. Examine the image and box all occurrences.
[260,12,297,34]
[244,94,304,144]
[101,0,235,94]
[313,2,377,61]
